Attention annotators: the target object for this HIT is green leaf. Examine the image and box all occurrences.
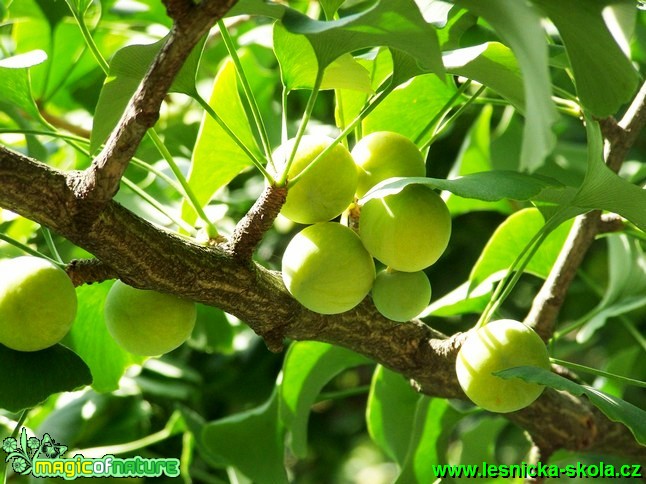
[179,406,227,468]
[531,0,639,117]
[572,119,646,232]
[91,35,207,152]
[457,0,558,171]
[497,366,646,446]
[36,0,71,29]
[273,22,373,92]
[180,58,260,226]
[366,365,422,463]
[396,399,464,483]
[320,0,344,19]
[0,51,47,122]
[171,35,208,98]
[469,208,573,289]
[279,341,370,458]
[232,0,443,74]
[577,235,646,342]
[227,0,287,19]
[281,0,444,74]
[202,391,288,484]
[361,171,563,205]
[335,48,393,130]
[362,73,456,144]
[445,104,513,215]
[90,38,163,152]
[188,304,234,355]
[421,280,492,317]
[0,343,92,412]
[64,281,144,393]
[367,366,465,482]
[444,42,524,112]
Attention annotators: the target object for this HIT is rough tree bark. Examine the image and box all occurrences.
[0,0,644,466]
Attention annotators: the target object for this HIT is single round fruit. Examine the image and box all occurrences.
[272,135,358,224]
[0,256,77,352]
[104,281,197,356]
[359,184,451,272]
[455,319,551,413]
[352,131,426,198]
[371,269,431,322]
[282,222,375,314]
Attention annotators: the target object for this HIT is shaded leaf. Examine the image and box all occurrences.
[279,341,370,457]
[188,304,234,355]
[171,35,208,98]
[396,398,463,483]
[90,38,164,152]
[202,391,287,484]
[366,365,421,463]
[0,344,92,412]
[497,366,646,446]
[577,235,646,342]
[320,0,344,19]
[282,0,443,73]
[36,0,71,29]
[232,0,443,73]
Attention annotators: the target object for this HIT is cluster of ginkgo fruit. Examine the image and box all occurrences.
[277,131,451,321]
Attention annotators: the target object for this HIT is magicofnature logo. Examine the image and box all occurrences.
[3,428,180,479]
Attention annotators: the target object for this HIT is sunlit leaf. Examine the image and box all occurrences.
[469,208,573,290]
[444,42,523,112]
[180,58,261,227]
[274,23,373,92]
[421,280,492,317]
[362,73,456,144]
[0,51,47,122]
